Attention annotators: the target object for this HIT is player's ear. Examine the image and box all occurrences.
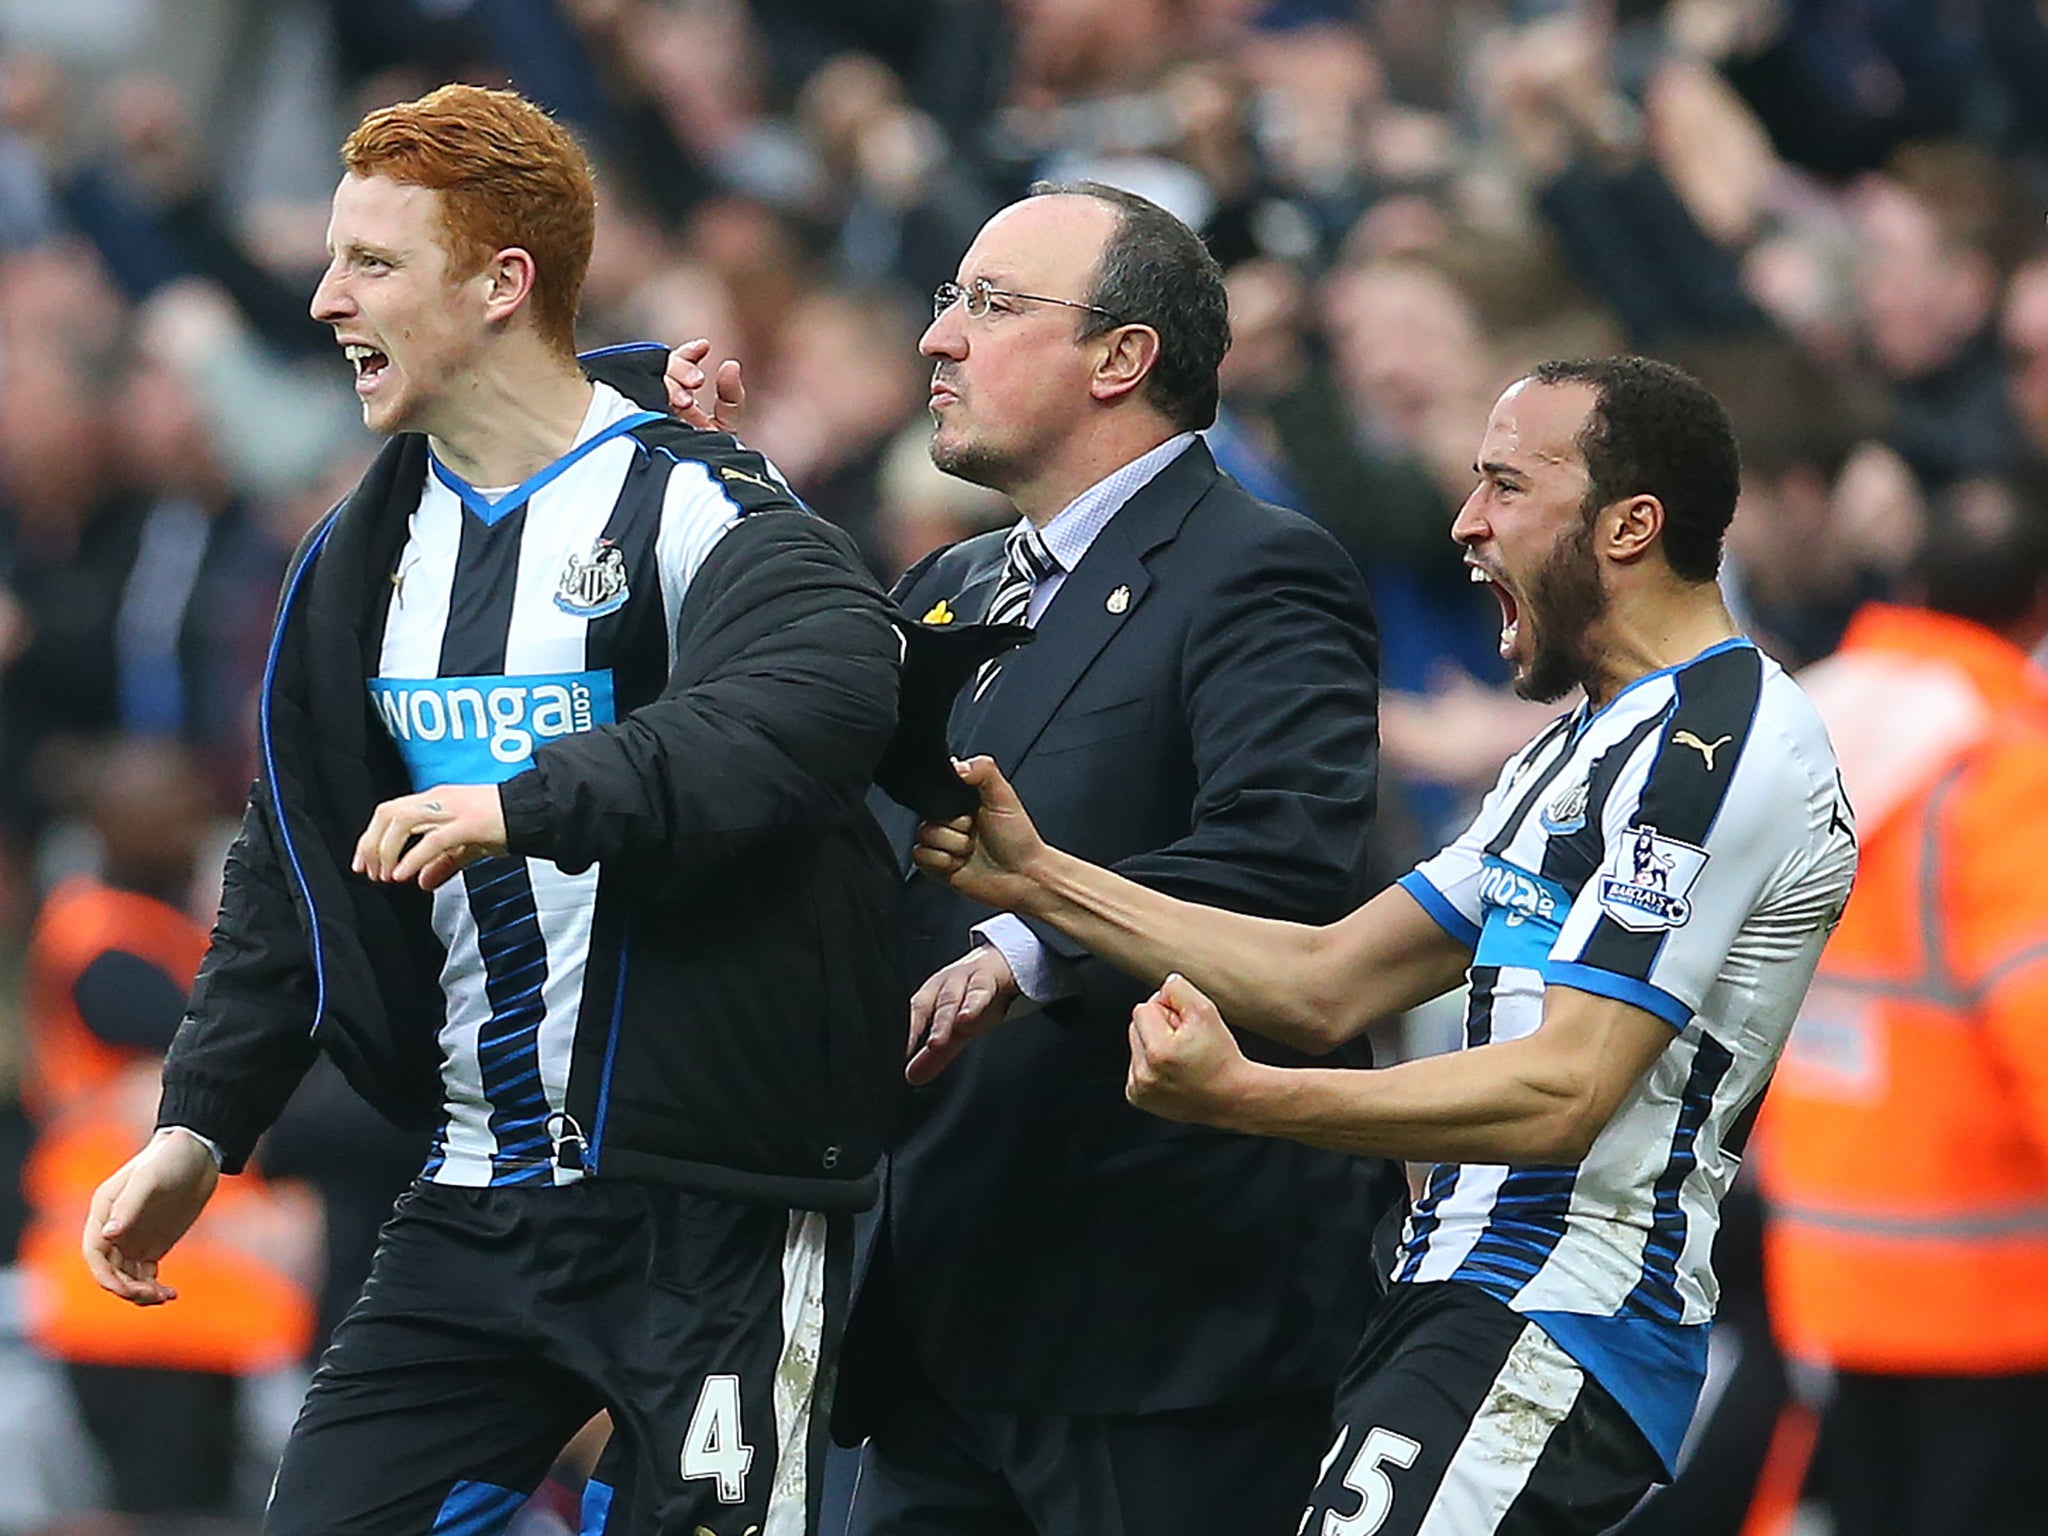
[480,247,540,326]
[1605,494,1663,564]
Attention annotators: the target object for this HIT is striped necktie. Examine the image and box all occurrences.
[974,522,1056,697]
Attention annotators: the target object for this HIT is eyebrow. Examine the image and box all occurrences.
[331,238,398,262]
[1476,459,1526,481]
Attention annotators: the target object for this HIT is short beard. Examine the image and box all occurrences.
[929,431,1014,495]
[1516,508,1607,704]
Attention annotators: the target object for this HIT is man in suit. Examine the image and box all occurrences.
[823,181,1394,1536]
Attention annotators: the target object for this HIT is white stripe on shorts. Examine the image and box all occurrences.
[764,1211,829,1536]
[1412,1320,1585,1536]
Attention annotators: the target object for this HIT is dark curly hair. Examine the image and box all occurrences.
[1531,357,1741,583]
[1028,180,1231,432]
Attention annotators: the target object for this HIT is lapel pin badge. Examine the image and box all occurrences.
[1106,585,1131,614]
[921,598,956,625]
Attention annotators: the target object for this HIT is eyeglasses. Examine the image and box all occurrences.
[932,278,1121,325]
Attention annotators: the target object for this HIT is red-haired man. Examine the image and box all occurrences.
[80,85,904,1535]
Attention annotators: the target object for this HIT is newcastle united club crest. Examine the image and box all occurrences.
[555,538,630,619]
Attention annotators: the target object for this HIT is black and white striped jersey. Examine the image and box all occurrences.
[368,382,760,1187]
[1394,638,1857,1468]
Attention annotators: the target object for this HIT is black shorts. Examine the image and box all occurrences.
[1302,1282,1663,1536]
[264,1179,849,1536]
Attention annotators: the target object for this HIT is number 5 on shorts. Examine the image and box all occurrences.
[1325,1427,1422,1536]
[681,1373,755,1504]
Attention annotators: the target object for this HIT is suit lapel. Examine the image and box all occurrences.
[959,562,1007,624]
[960,440,1216,769]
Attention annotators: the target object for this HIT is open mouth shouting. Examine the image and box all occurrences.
[343,343,391,395]
[1469,560,1520,660]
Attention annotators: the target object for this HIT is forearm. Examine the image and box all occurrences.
[1187,982,1677,1163]
[1217,1037,1596,1165]
[1019,846,1347,1049]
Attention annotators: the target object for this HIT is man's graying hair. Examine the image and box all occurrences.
[1028,180,1230,432]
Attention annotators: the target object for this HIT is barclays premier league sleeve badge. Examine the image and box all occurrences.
[1596,825,1709,931]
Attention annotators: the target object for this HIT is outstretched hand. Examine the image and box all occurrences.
[664,338,745,433]
[911,756,1049,912]
[1126,974,1259,1127]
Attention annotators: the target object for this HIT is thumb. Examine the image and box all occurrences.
[103,1174,150,1240]
[956,755,1020,813]
[1158,972,1198,1019]
[1130,999,1173,1057]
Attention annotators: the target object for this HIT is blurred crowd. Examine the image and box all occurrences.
[3,0,2048,1530]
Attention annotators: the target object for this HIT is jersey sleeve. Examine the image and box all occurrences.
[1403,732,1557,949]
[1548,647,1795,1027]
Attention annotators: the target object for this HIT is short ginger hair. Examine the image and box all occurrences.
[341,84,595,355]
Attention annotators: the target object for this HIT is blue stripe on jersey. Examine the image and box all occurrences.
[428,411,664,527]
[1544,961,1692,1029]
[1451,1165,1581,1295]
[421,1123,447,1179]
[1396,1161,1463,1285]
[432,1479,527,1535]
[1395,967,1498,1282]
[1397,870,1480,948]
[1623,1032,1736,1323]
[1450,861,1586,1294]
[465,855,557,1185]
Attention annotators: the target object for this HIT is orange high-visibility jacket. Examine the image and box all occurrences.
[1761,605,2048,1374]
[21,876,314,1373]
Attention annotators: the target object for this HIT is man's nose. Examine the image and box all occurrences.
[919,310,963,360]
[1450,492,1487,545]
[309,265,349,324]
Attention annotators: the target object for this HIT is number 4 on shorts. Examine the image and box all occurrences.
[681,1373,755,1504]
[1305,1425,1422,1536]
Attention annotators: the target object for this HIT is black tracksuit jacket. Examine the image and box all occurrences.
[158,356,908,1211]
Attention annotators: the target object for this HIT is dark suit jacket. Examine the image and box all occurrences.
[845,439,1399,1423]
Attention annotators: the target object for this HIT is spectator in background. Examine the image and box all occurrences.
[1707,338,1897,668]
[1760,470,2048,1536]
[1999,248,2048,458]
[1316,254,1553,846]
[0,256,137,852]
[19,739,316,1521]
[109,350,284,792]
[1848,149,2028,488]
[793,52,1000,297]
[739,282,929,577]
[1714,0,1978,179]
